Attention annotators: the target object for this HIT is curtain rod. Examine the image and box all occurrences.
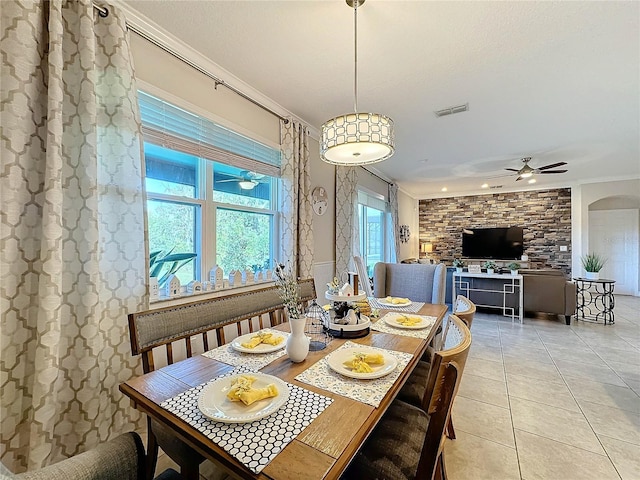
[92,4,289,124]
[362,167,392,186]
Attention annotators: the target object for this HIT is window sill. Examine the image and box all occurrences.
[149,281,277,309]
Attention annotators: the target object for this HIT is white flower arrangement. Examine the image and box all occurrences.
[274,262,302,319]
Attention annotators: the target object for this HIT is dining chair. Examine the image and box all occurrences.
[11,432,148,480]
[127,279,316,480]
[453,295,476,329]
[342,359,466,479]
[397,314,472,441]
[353,255,374,297]
[373,262,446,304]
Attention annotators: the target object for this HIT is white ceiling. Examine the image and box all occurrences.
[124,0,640,198]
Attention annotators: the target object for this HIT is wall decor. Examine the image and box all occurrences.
[312,186,328,216]
[399,224,410,243]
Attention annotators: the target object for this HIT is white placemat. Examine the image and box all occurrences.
[371,313,439,340]
[202,329,289,370]
[368,298,425,313]
[160,366,333,474]
[294,341,413,408]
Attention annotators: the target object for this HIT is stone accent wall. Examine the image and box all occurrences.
[419,188,571,275]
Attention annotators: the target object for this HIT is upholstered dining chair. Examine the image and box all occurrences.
[353,256,374,297]
[373,262,446,304]
[10,432,153,480]
[397,314,472,441]
[342,317,471,480]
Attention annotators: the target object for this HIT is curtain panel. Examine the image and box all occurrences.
[280,120,314,278]
[0,0,147,471]
[388,183,400,262]
[335,167,358,277]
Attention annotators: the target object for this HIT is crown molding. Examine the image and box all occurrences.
[116,0,319,138]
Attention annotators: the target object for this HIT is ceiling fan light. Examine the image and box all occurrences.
[520,172,533,178]
[239,180,257,190]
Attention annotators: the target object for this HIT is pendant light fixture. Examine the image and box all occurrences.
[320,0,395,166]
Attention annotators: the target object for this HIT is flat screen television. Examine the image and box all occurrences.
[462,227,524,260]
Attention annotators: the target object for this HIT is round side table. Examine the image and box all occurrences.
[573,277,616,325]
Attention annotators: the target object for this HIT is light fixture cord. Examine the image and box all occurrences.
[353,0,358,113]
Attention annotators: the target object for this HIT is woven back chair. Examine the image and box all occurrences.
[127,279,316,480]
[344,331,469,480]
[453,294,476,329]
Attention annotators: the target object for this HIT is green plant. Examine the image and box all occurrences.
[581,253,606,272]
[274,262,302,318]
[507,262,521,270]
[150,249,197,286]
[483,260,497,270]
[453,258,465,268]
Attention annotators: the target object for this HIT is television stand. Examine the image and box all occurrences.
[453,271,523,323]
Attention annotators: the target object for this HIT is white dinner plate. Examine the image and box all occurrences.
[326,347,398,380]
[198,373,289,423]
[382,312,433,330]
[376,297,413,307]
[231,331,287,354]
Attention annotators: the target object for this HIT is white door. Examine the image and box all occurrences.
[589,209,639,295]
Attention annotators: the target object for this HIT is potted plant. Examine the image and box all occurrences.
[483,260,497,274]
[581,253,606,280]
[452,258,465,273]
[507,262,521,275]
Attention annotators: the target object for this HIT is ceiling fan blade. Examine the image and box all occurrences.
[216,179,240,183]
[515,176,523,181]
[505,168,520,172]
[538,162,567,171]
[539,170,568,174]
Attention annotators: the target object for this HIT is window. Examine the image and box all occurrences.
[358,190,389,276]
[140,91,280,291]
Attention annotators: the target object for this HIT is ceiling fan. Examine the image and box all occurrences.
[506,157,568,181]
[216,170,267,190]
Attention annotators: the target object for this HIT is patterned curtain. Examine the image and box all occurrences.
[335,167,358,276]
[0,1,147,471]
[280,119,314,278]
[388,183,400,262]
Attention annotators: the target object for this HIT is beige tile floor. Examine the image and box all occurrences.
[155,295,640,480]
[445,294,640,480]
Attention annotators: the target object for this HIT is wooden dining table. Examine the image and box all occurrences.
[119,303,448,480]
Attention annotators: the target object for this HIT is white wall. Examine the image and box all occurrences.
[572,179,640,295]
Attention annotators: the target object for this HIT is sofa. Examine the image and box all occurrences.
[373,262,446,304]
[521,269,577,324]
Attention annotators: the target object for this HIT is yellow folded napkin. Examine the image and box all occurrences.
[343,352,385,372]
[240,331,283,349]
[226,375,278,405]
[384,296,410,304]
[396,315,423,326]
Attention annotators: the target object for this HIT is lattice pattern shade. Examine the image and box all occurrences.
[320,112,395,165]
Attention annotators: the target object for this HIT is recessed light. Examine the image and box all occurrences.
[528,178,536,184]
[481,183,489,189]
[441,187,448,192]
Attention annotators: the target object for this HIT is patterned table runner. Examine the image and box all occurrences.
[160,366,333,474]
[202,328,289,370]
[368,297,425,313]
[370,313,439,340]
[294,341,413,408]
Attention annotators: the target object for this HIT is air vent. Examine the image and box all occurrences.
[490,185,503,189]
[434,103,469,117]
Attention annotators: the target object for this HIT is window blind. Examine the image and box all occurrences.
[139,91,281,177]
[358,190,388,212]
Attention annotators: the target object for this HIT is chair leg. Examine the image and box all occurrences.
[146,418,159,480]
[445,415,456,440]
[565,315,571,325]
[180,460,200,480]
[440,450,448,480]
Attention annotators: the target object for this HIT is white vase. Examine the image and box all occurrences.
[487,268,495,275]
[585,271,600,280]
[286,317,310,363]
[511,270,518,275]
[456,267,463,273]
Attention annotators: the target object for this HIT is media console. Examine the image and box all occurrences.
[452,271,523,323]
